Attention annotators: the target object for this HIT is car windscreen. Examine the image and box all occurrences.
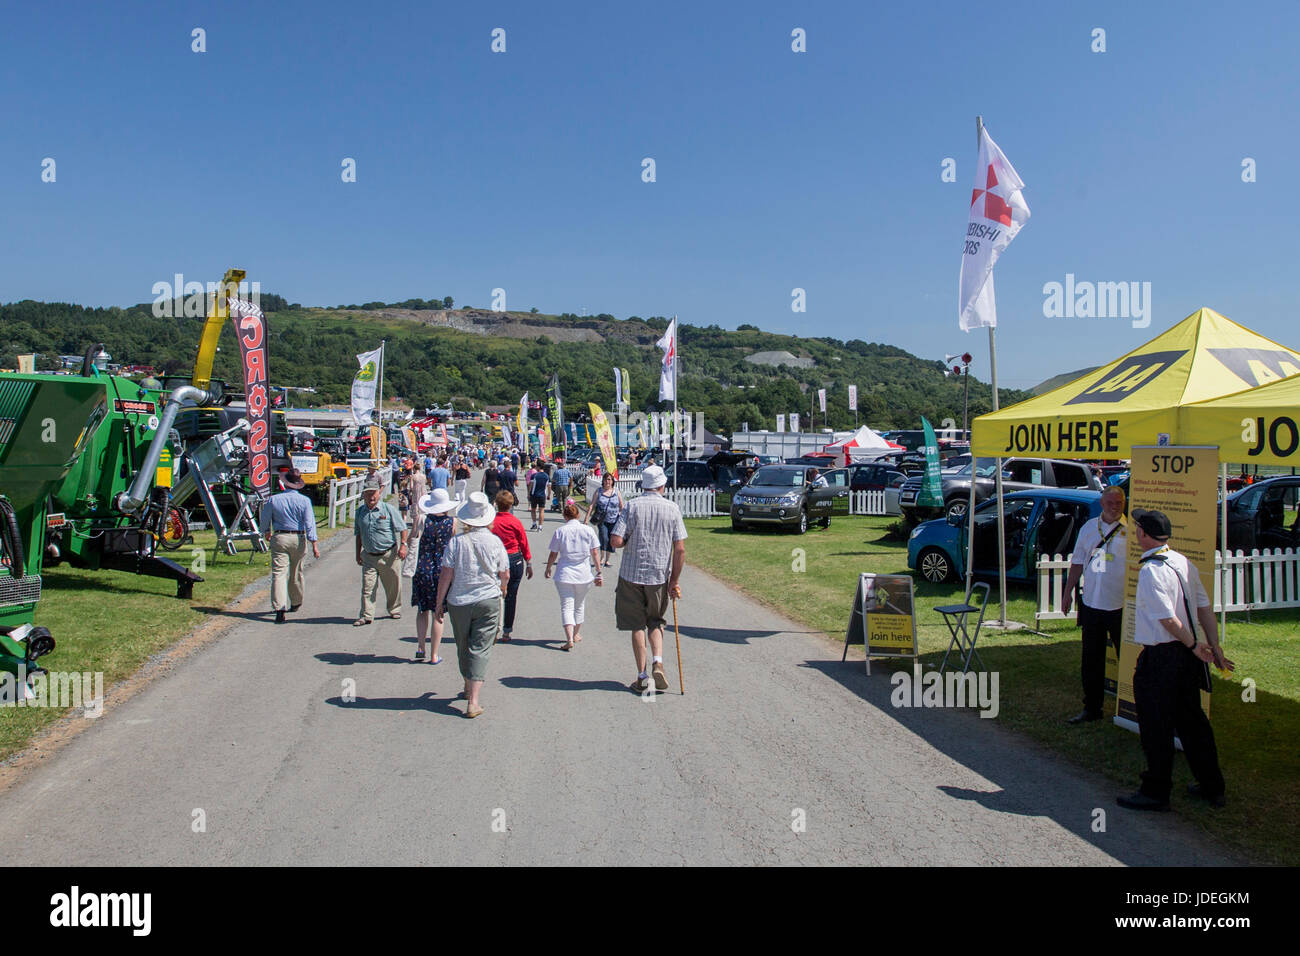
[752,466,806,487]
[953,457,1000,479]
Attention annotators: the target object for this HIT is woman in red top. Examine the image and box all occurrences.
[491,490,533,641]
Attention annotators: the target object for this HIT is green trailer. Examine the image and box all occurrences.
[0,371,110,681]
[1,355,217,686]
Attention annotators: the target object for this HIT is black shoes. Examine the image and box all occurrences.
[1187,783,1227,808]
[1117,791,1170,812]
[1067,710,1103,724]
[275,610,286,624]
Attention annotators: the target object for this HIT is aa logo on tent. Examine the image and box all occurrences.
[1207,348,1300,388]
[356,361,377,382]
[1065,350,1186,405]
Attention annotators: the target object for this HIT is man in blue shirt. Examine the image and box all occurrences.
[551,459,572,512]
[259,469,320,624]
[428,456,450,491]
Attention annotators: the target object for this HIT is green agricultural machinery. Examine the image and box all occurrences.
[1,348,217,685]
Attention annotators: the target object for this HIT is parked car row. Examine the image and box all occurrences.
[899,456,1104,526]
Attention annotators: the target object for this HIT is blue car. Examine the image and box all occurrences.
[907,489,1103,584]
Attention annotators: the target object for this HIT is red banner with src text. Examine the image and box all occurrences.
[229,296,271,497]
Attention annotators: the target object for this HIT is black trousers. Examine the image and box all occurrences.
[503,553,525,631]
[1133,642,1225,801]
[1079,602,1123,715]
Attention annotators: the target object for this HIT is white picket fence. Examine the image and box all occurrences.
[848,490,887,516]
[1036,547,1300,620]
[327,465,394,528]
[612,482,721,518]
[665,487,720,518]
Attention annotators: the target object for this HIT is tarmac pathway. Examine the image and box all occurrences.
[0,515,1242,865]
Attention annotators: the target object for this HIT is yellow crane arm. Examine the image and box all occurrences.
[192,268,246,390]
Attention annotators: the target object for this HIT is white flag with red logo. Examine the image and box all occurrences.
[959,126,1030,332]
[656,317,677,401]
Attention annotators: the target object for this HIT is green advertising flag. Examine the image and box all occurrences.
[918,417,944,508]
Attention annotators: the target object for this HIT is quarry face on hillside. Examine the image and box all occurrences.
[745,350,815,368]
[340,307,649,344]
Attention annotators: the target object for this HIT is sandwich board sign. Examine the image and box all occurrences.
[843,572,919,674]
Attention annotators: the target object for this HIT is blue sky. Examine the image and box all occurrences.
[3,0,1298,389]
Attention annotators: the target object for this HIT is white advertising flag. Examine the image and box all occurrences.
[959,126,1030,332]
[351,347,382,425]
[656,318,677,402]
[848,384,858,411]
[818,388,827,413]
[613,368,622,407]
[776,414,786,433]
[790,412,800,433]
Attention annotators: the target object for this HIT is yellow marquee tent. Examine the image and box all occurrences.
[972,308,1300,460]
[1180,374,1300,467]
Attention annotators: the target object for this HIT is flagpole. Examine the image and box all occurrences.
[673,315,679,494]
[977,113,1009,628]
[377,339,386,463]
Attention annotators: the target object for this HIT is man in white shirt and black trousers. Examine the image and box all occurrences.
[1118,508,1235,812]
[1061,486,1127,723]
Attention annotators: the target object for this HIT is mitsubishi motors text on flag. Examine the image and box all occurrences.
[657,318,677,401]
[959,126,1030,332]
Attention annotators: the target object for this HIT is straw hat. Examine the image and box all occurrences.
[418,488,458,515]
[457,491,496,527]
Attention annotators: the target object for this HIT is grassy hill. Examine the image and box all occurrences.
[1,299,1028,434]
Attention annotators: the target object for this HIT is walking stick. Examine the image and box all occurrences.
[672,596,685,695]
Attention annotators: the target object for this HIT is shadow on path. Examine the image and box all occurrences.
[498,675,631,694]
[678,625,802,644]
[316,651,411,666]
[325,693,462,716]
[802,658,1240,866]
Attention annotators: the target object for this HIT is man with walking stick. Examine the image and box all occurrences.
[609,465,687,694]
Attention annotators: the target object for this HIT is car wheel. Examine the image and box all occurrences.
[796,509,808,534]
[731,518,745,532]
[944,498,968,521]
[918,547,954,584]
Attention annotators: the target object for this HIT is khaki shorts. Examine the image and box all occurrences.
[615,577,670,632]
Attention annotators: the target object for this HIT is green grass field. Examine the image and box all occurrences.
[684,514,1300,865]
[0,507,342,762]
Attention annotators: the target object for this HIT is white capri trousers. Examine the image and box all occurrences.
[453,479,468,501]
[555,581,593,627]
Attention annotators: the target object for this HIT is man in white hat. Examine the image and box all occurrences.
[609,464,687,693]
[353,476,408,626]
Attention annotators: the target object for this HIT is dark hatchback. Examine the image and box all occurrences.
[730,464,836,533]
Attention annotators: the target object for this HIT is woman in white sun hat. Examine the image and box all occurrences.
[410,488,459,663]
[435,492,510,718]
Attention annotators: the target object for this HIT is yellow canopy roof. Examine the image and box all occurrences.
[1179,374,1300,466]
[971,308,1300,459]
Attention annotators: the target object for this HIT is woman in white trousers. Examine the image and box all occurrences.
[545,501,602,650]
